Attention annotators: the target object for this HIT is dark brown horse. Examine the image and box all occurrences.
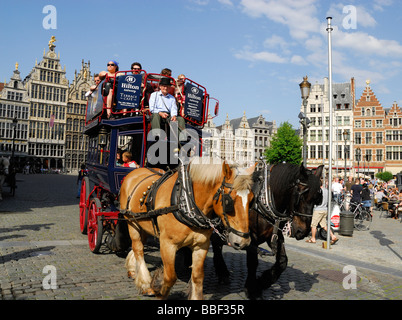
[211,162,323,299]
[119,157,254,299]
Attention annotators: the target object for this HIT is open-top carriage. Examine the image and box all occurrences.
[78,68,219,253]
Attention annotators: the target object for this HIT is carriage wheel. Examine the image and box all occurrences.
[87,198,104,253]
[79,177,90,234]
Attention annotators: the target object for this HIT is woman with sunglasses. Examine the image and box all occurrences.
[98,60,119,118]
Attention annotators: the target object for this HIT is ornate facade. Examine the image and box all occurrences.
[23,38,69,171]
[203,112,275,166]
[0,64,30,164]
[65,60,93,172]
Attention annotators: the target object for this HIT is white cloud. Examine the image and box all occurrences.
[234,47,287,63]
[290,55,307,65]
[240,0,321,40]
[333,28,402,57]
[218,0,234,5]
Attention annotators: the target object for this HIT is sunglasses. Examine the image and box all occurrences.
[132,67,141,70]
[107,63,115,67]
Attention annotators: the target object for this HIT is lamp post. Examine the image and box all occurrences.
[11,117,18,165]
[366,154,371,180]
[343,130,349,180]
[299,76,311,168]
[356,147,361,179]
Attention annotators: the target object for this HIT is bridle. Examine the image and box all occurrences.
[213,177,250,240]
[261,163,314,222]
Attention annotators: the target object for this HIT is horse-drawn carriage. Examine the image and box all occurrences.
[79,68,219,253]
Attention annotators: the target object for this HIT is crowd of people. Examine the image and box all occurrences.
[330,176,400,220]
[86,60,187,133]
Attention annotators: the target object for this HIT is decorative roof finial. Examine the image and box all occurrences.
[48,36,57,51]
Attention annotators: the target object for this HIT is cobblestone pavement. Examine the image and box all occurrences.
[0,173,401,302]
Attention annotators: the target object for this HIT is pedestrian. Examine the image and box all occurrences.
[331,177,343,204]
[361,183,372,213]
[350,178,363,209]
[306,180,339,245]
[77,164,88,198]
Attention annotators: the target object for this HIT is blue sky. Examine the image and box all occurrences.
[1,0,402,128]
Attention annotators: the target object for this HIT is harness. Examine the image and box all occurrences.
[254,163,312,255]
[120,163,249,242]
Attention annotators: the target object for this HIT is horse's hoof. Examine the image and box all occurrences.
[142,288,156,296]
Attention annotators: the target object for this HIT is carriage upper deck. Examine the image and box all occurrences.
[82,68,218,195]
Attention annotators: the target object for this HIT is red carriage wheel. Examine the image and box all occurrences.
[79,177,90,234]
[87,198,104,253]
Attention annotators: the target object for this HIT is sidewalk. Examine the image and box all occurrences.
[284,209,402,277]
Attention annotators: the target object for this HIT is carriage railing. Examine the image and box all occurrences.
[84,71,212,129]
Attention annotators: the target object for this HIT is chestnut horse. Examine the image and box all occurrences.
[119,157,254,299]
[212,163,323,299]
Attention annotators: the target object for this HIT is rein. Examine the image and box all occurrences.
[122,163,249,242]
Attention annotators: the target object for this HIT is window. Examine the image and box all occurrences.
[376,149,383,162]
[355,120,361,128]
[355,132,361,144]
[376,132,383,144]
[365,132,372,144]
[365,120,372,128]
[376,120,383,128]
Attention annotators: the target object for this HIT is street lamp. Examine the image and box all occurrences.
[356,147,361,179]
[11,117,18,165]
[343,130,349,180]
[299,76,311,167]
[366,154,371,180]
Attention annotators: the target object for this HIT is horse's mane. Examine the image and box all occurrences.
[189,157,252,191]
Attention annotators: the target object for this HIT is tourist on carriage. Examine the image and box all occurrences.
[149,77,185,138]
[175,74,186,117]
[122,151,138,168]
[98,60,119,118]
[131,62,153,109]
[85,74,101,98]
[115,148,124,167]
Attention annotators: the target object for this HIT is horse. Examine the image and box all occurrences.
[211,162,324,299]
[119,156,254,299]
[0,157,10,201]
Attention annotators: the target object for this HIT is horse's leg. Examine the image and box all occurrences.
[188,243,209,300]
[211,233,230,284]
[244,245,260,299]
[152,241,177,299]
[259,236,288,290]
[126,227,154,296]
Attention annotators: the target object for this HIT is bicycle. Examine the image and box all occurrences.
[349,201,372,231]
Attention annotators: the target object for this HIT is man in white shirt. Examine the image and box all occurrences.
[331,177,343,204]
[149,77,185,139]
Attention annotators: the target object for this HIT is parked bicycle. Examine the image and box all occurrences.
[348,201,372,231]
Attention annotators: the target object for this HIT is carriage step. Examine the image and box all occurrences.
[257,247,275,257]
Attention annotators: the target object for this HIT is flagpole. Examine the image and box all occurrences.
[326,17,334,250]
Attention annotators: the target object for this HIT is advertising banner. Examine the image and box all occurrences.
[115,74,142,110]
[183,83,204,123]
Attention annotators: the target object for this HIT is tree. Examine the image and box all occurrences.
[264,121,302,165]
[375,171,393,182]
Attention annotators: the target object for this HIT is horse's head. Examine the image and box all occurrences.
[189,158,254,250]
[0,157,10,176]
[290,165,324,240]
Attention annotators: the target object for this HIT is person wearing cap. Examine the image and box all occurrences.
[149,77,185,139]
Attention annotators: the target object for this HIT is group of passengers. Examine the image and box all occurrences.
[115,149,138,168]
[86,60,186,135]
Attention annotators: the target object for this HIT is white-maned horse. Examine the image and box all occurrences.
[0,157,10,201]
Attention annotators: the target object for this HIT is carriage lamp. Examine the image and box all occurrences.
[98,127,108,148]
[98,127,108,164]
